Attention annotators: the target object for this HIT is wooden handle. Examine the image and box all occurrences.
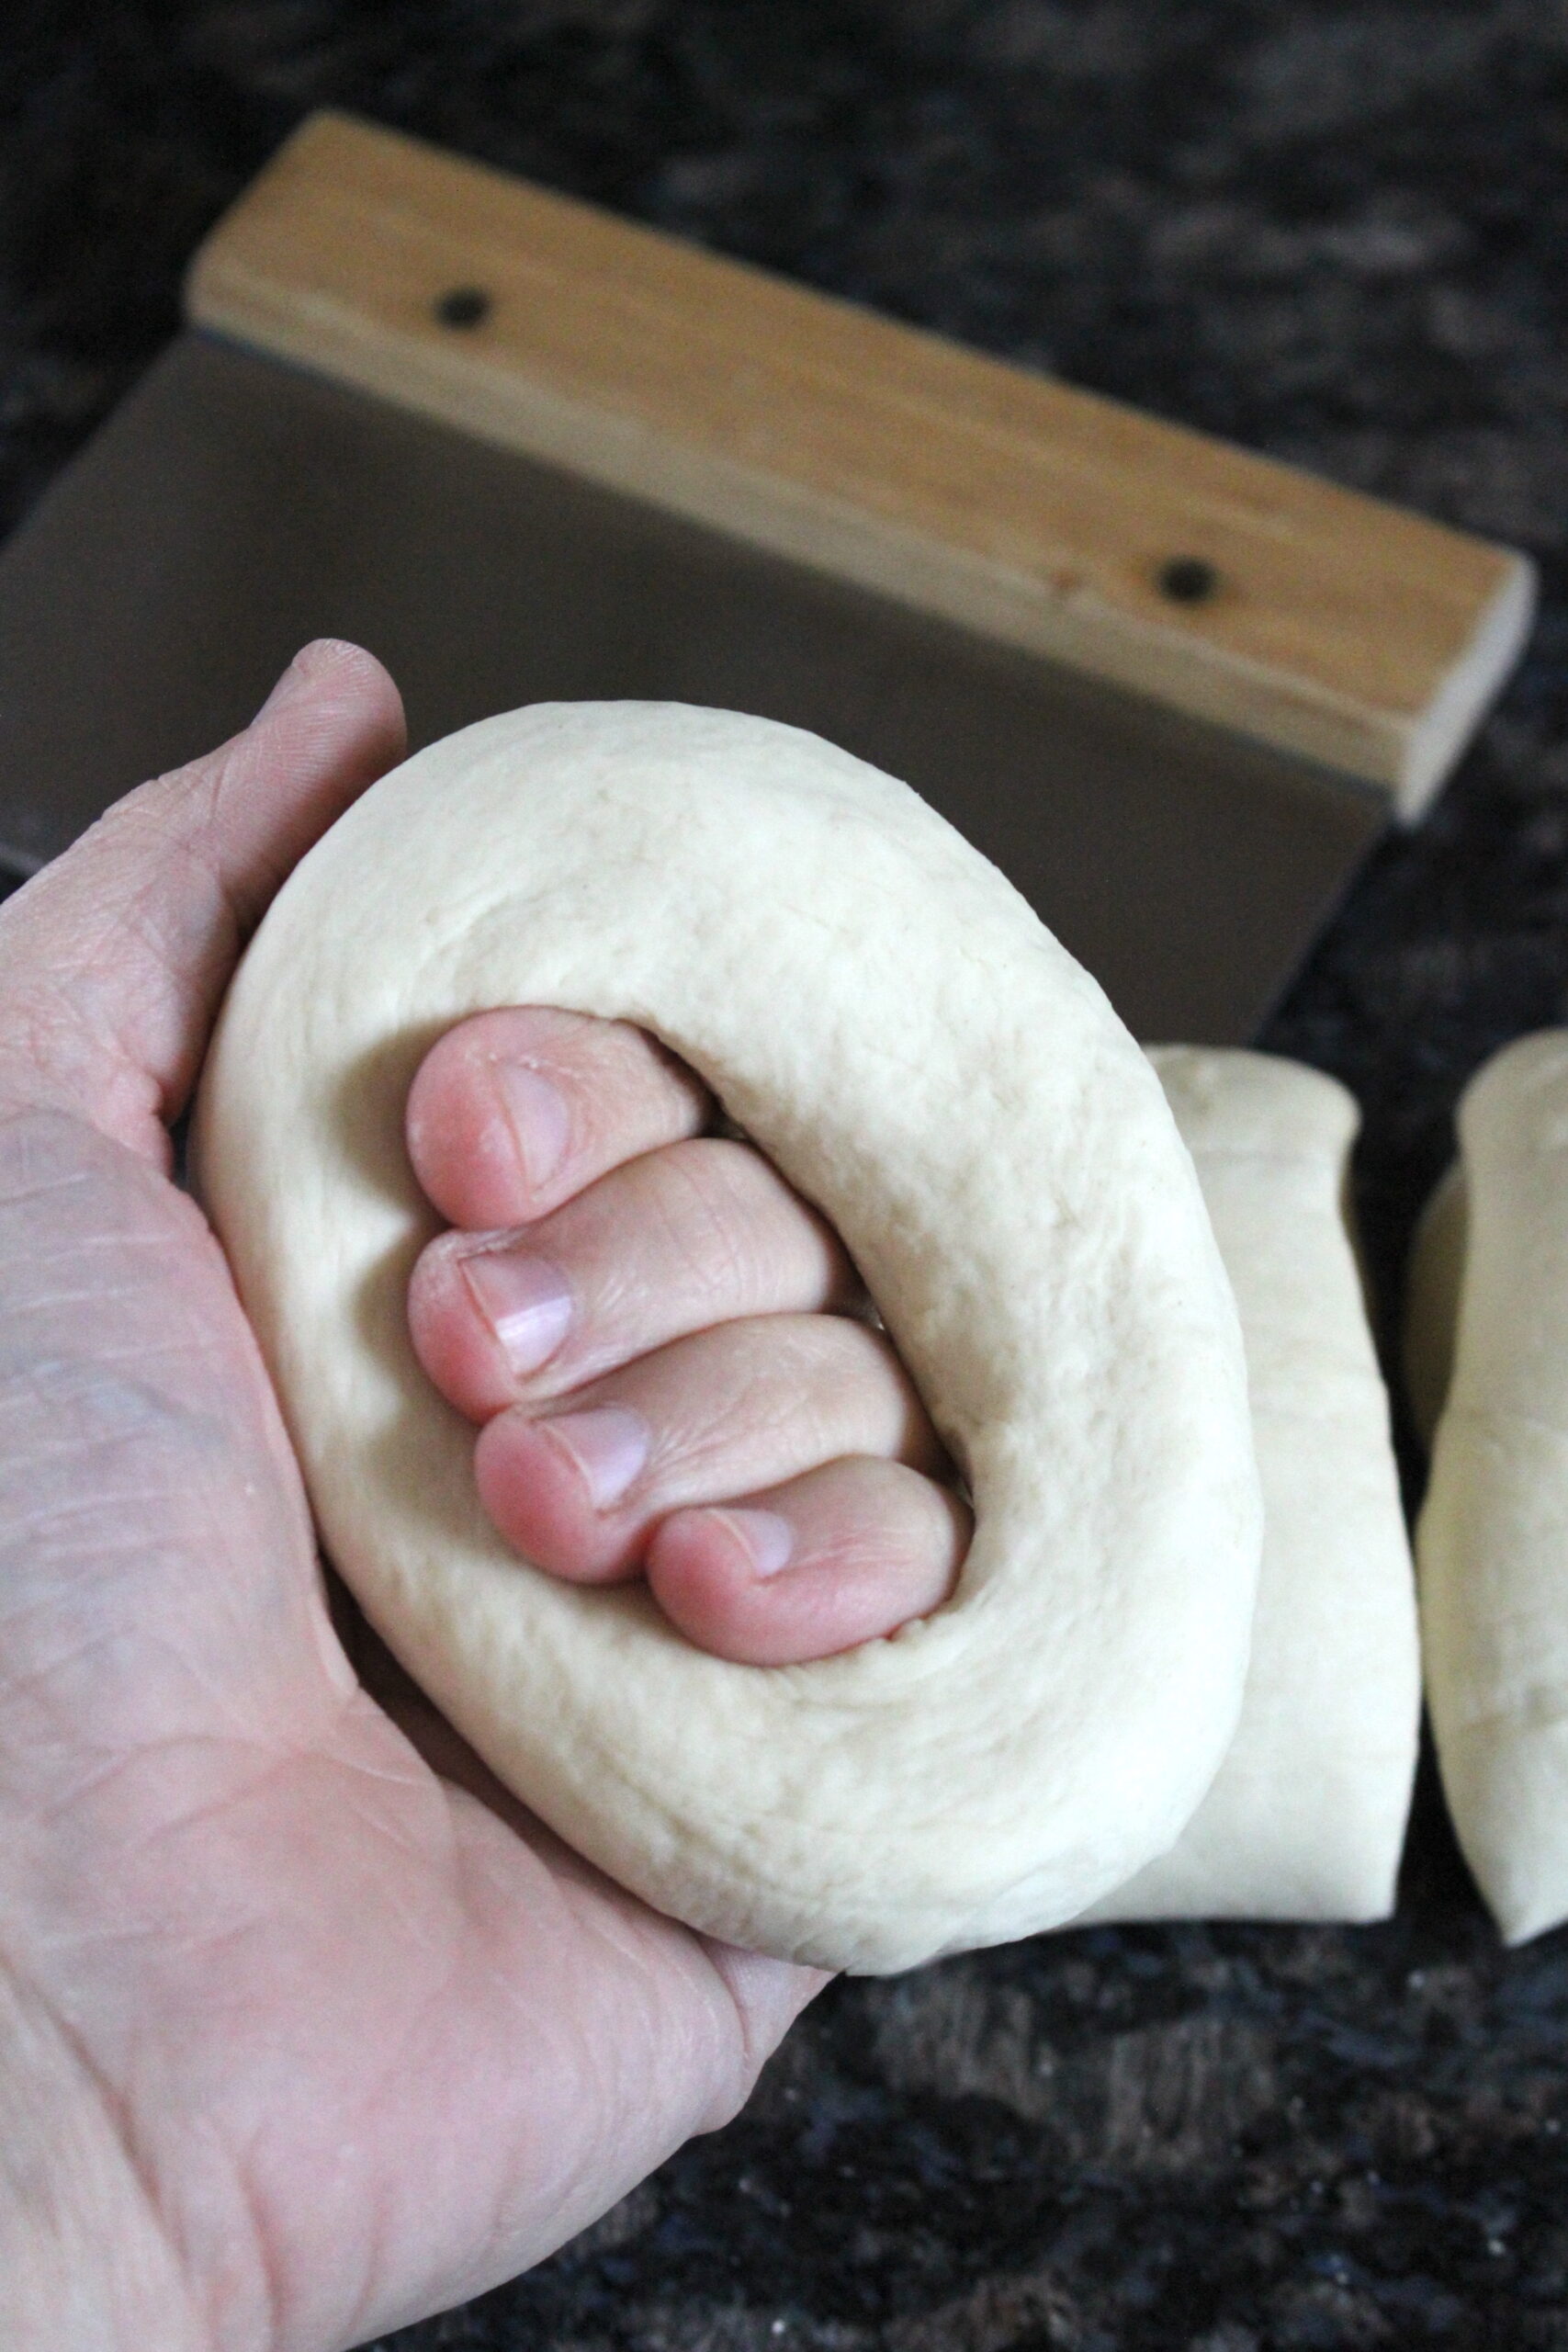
[186,110,1534,811]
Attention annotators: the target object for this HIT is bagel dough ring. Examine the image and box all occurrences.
[195,701,1262,1974]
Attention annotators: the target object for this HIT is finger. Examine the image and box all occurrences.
[647,1456,969,1665]
[408,1136,858,1418]
[0,639,406,1164]
[406,1004,711,1232]
[471,1311,948,1580]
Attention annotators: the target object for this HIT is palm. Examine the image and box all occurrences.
[0,647,811,2352]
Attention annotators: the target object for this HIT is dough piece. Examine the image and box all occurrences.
[1409,1031,1568,1943]
[1404,1160,1467,1453]
[195,701,1261,1974]
[1080,1049,1419,1923]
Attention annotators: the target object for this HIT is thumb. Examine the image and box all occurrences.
[0,639,406,1165]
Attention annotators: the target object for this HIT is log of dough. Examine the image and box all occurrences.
[1404,1160,1466,1453]
[194,701,1262,1974]
[1080,1048,1419,1923]
[1407,1031,1568,1943]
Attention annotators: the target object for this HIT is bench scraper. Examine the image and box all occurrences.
[0,110,1534,1043]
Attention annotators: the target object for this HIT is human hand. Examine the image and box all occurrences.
[0,643,824,2352]
[403,1006,972,1665]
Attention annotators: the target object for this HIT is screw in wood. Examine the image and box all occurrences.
[434,286,493,329]
[1156,555,1221,605]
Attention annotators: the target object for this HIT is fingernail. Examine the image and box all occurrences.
[541,1406,650,1510]
[494,1061,570,1194]
[723,1507,795,1577]
[460,1249,573,1376]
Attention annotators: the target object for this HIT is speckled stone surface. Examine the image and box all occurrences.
[4,6,1568,2346]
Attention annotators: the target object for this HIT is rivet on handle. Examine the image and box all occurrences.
[434,286,493,329]
[1156,555,1222,605]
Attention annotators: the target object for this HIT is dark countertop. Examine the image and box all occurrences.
[3,6,1566,2346]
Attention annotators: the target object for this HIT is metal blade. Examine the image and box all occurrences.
[0,333,1383,1042]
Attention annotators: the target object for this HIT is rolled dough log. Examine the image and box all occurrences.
[195,701,1261,1973]
[1407,1031,1568,1943]
[1081,1049,1419,1923]
[1404,1160,1466,1453]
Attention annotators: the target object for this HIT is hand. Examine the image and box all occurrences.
[0,643,823,2352]
[402,1008,971,1664]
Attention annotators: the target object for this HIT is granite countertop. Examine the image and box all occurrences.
[3,6,1566,2346]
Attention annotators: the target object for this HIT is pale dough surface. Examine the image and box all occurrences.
[1409,1031,1568,1944]
[1404,1161,1466,1453]
[1082,1048,1419,1924]
[195,701,1262,1974]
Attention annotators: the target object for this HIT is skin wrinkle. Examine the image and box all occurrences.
[3,1222,208,1262]
[17,915,192,1145]
[2,1530,339,1758]
[0,1227,231,1312]
[0,1939,223,2352]
[646,1327,902,1494]
[320,2186,387,2352]
[308,1761,463,1891]
[196,2130,281,2352]
[107,878,214,1068]
[113,2095,276,2352]
[0,1287,319,1649]
[32,1769,465,2164]
[666,1148,771,1305]
[0,1279,208,1383]
[240,1838,584,2341]
[0,1392,232,1467]
[128,831,245,1114]
[493,1949,682,2231]
[640,1143,804,1319]
[512,1867,732,2145]
[51,1866,454,1978]
[0,1163,94,1212]
[693,1943,789,2136]
[38,1915,279,2005]
[0,1470,229,1520]
[3,1561,267,1674]
[19,1736,298,1851]
[66,1740,306,1855]
[0,1214,185,1264]
[0,1004,158,1160]
[291,1733,434,1800]
[0,1335,238,1392]
[0,1623,143,1727]
[0,1404,234,1480]
[1,1492,262,1607]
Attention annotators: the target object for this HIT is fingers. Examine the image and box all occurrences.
[648,1458,970,1665]
[408,1136,859,1416]
[0,640,406,1163]
[470,1311,946,1579]
[406,1004,712,1231]
[405,1007,966,1668]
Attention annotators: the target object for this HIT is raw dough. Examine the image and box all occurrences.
[1082,1049,1419,1923]
[1408,1031,1568,1943]
[1404,1160,1466,1452]
[194,700,1262,1974]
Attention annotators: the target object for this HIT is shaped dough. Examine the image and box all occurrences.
[1408,1031,1568,1943]
[195,701,1260,1973]
[1404,1161,1466,1453]
[1082,1049,1419,1923]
